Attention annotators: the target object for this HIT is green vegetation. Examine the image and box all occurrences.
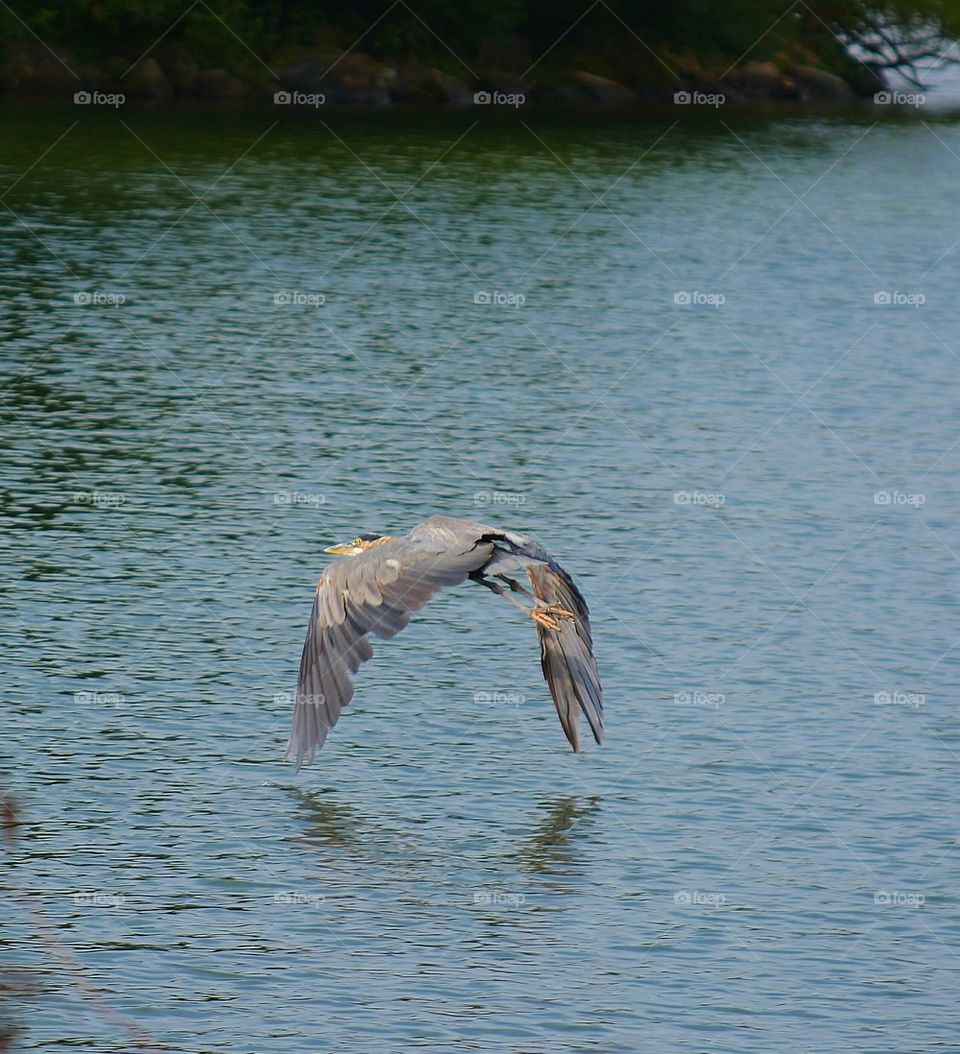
[1,0,957,93]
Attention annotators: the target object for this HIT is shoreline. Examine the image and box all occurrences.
[0,93,941,119]
[0,40,895,113]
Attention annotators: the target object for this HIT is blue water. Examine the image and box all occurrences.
[2,104,959,1052]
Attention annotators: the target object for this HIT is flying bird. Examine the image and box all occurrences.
[286,515,603,766]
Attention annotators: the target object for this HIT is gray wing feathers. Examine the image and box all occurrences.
[478,526,602,751]
[477,547,548,577]
[525,562,603,752]
[286,536,493,767]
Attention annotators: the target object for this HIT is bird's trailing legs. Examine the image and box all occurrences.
[470,572,576,631]
[496,575,575,625]
[495,574,535,598]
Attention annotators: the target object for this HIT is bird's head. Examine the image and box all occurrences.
[324,532,390,556]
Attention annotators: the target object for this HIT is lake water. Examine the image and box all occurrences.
[2,100,959,1052]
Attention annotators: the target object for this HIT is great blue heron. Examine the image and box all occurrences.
[286,515,603,766]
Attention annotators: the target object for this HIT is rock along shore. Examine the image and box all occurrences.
[0,41,885,110]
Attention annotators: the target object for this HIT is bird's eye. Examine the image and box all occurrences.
[353,538,363,547]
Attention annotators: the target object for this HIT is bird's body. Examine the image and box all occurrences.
[286,515,603,766]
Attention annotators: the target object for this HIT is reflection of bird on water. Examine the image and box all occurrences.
[283,785,365,852]
[287,515,603,766]
[517,795,602,875]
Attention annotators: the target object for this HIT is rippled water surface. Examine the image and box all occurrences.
[3,103,960,1052]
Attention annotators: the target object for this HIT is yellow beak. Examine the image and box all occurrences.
[324,542,362,555]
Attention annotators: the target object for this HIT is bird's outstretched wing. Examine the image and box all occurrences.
[526,561,603,751]
[287,535,494,767]
[481,531,603,751]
